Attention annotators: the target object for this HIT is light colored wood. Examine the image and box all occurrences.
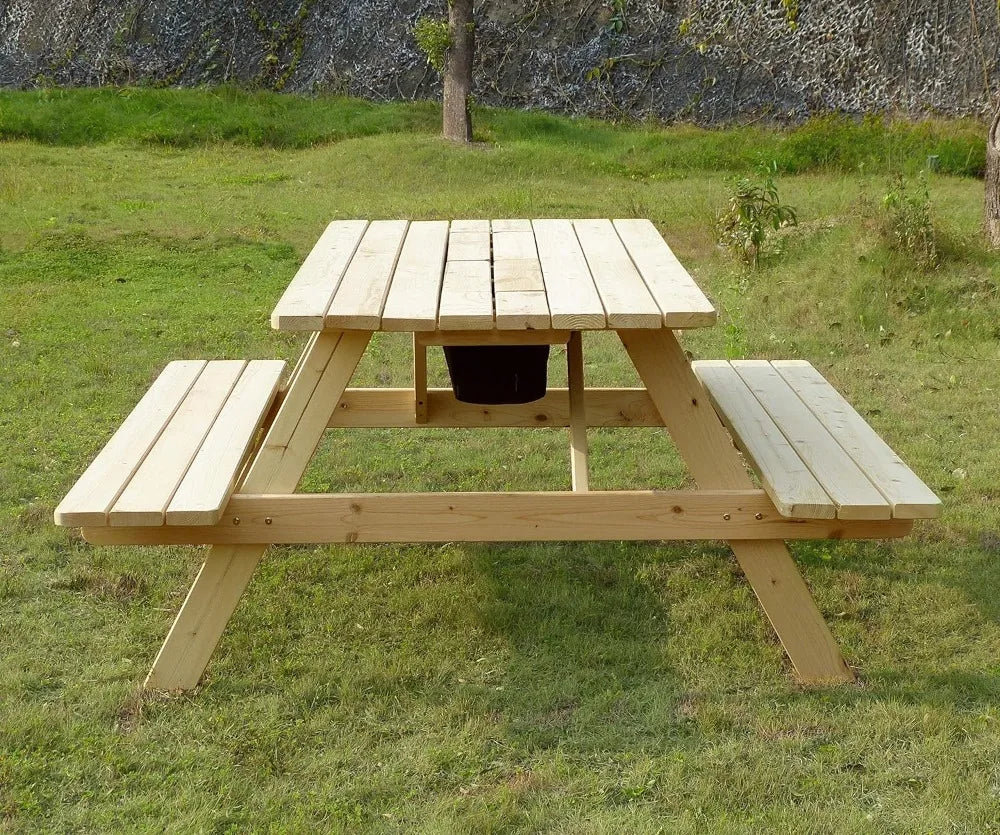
[329,387,662,428]
[54,360,206,527]
[325,220,409,329]
[447,230,490,261]
[415,329,569,346]
[729,361,892,520]
[165,360,286,526]
[492,229,537,261]
[84,491,914,546]
[621,328,854,683]
[612,219,717,328]
[573,219,661,328]
[413,335,428,424]
[380,220,449,331]
[490,218,531,232]
[567,332,589,491]
[692,361,837,519]
[772,361,942,519]
[437,260,494,329]
[493,259,545,292]
[450,219,489,233]
[270,220,368,330]
[109,361,247,527]
[494,291,551,330]
[532,219,607,329]
[145,331,371,690]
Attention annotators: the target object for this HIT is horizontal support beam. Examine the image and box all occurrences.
[414,330,571,346]
[82,490,912,545]
[329,388,663,428]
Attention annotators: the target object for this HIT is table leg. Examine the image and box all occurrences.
[145,330,373,690]
[566,331,590,492]
[413,334,428,424]
[619,328,853,684]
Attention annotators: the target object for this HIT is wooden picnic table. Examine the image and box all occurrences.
[55,219,940,691]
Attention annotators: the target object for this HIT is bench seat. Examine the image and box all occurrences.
[54,359,285,528]
[692,360,940,521]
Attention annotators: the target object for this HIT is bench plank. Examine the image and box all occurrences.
[165,360,286,526]
[772,361,942,519]
[270,220,369,330]
[109,361,247,526]
[613,219,717,328]
[693,360,837,519]
[53,360,206,527]
[731,361,892,520]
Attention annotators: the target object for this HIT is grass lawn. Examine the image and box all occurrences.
[1,88,999,833]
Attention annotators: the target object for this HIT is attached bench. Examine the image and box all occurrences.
[692,359,940,521]
[54,360,285,528]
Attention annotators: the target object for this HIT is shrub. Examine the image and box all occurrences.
[716,161,798,269]
[880,172,939,270]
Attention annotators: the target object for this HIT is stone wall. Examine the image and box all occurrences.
[1,0,996,122]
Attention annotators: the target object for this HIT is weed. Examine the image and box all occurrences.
[716,161,798,268]
[880,171,939,270]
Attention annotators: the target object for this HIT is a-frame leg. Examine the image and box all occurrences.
[619,328,853,684]
[566,331,589,491]
[144,330,373,691]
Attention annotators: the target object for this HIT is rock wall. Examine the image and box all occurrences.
[1,0,996,122]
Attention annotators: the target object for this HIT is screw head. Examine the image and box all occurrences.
[754,512,763,520]
[723,513,731,520]
[233,516,241,526]
[265,516,273,525]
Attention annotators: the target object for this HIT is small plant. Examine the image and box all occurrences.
[716,161,798,269]
[413,16,451,73]
[881,172,939,270]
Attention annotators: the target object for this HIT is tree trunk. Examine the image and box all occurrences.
[987,102,1000,247]
[443,0,473,143]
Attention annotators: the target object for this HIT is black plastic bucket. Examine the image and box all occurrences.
[443,344,550,404]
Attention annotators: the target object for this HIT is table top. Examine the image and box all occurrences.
[270,218,716,333]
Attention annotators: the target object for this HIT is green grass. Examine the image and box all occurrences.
[1,89,999,833]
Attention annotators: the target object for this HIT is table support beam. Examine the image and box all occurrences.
[619,328,855,684]
[566,332,590,491]
[144,330,372,691]
[413,334,428,424]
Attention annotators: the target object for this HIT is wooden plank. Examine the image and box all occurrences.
[772,361,942,519]
[492,230,538,261]
[144,330,371,691]
[573,219,662,328]
[612,218,717,328]
[165,360,286,526]
[567,331,589,491]
[380,220,450,331]
[532,219,607,329]
[730,361,891,520]
[413,335,428,424]
[437,260,494,329]
[450,219,489,233]
[329,387,663,428]
[416,329,569,346]
[325,220,409,329]
[621,328,854,683]
[495,291,550,330]
[493,259,545,292]
[490,219,532,232]
[84,491,914,546]
[54,360,206,527]
[109,361,247,527]
[447,230,490,261]
[693,360,836,519]
[270,220,368,330]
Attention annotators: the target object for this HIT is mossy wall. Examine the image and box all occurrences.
[1,0,996,122]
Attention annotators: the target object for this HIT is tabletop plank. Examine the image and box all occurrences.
[491,219,551,330]
[573,219,662,328]
[613,218,717,328]
[270,220,368,330]
[438,260,494,329]
[325,220,409,329]
[532,219,607,329]
[380,221,450,331]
